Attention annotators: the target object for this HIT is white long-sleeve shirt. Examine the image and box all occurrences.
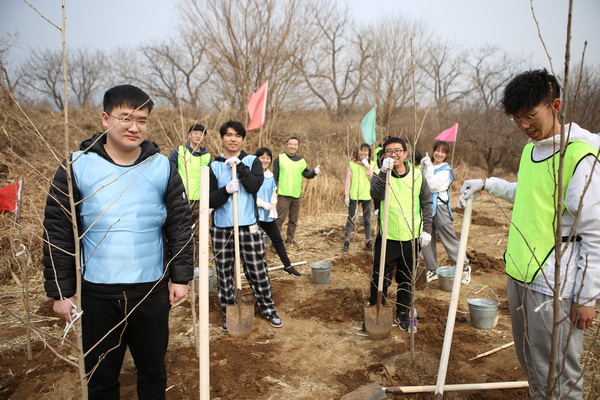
[486,123,600,306]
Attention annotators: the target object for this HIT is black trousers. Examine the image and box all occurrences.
[259,220,292,267]
[82,286,170,400]
[368,236,420,317]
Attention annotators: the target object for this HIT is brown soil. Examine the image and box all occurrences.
[1,195,598,399]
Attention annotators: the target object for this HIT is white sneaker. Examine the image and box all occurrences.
[461,265,471,285]
[426,270,438,282]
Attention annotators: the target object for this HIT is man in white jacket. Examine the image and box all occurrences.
[459,69,599,399]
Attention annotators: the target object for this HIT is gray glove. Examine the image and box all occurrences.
[457,179,484,208]
[380,157,394,173]
[419,231,431,248]
[420,156,432,168]
[225,179,239,194]
[314,165,321,175]
[225,157,241,167]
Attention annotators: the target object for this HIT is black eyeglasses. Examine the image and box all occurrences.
[384,148,406,155]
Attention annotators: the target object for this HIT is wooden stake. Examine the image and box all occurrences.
[468,342,514,361]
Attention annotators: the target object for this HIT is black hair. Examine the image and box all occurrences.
[219,120,246,139]
[414,150,423,165]
[255,147,273,160]
[103,85,154,115]
[502,69,560,116]
[287,136,300,144]
[382,137,407,152]
[188,124,206,134]
[353,143,372,161]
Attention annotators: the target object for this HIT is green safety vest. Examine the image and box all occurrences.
[505,141,598,283]
[277,153,307,198]
[379,168,423,241]
[348,161,376,201]
[177,146,211,201]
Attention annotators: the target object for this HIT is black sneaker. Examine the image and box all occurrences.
[283,266,302,277]
[361,321,367,332]
[365,240,373,250]
[342,241,349,252]
[394,315,409,331]
[222,320,228,332]
[264,314,283,328]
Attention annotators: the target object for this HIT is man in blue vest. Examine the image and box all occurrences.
[209,121,282,331]
[43,85,194,399]
[459,69,599,399]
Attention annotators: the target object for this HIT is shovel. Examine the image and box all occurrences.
[226,163,254,338]
[364,169,393,340]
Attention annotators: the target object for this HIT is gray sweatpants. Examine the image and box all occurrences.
[506,277,584,399]
[423,202,467,271]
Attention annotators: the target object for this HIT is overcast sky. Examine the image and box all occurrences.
[1,0,599,70]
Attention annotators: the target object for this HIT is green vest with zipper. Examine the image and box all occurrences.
[348,160,376,201]
[277,153,307,198]
[379,168,423,241]
[505,141,597,283]
[177,146,211,201]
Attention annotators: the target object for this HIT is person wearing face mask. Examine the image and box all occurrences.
[419,140,470,284]
[458,69,599,399]
[342,143,376,252]
[255,147,301,277]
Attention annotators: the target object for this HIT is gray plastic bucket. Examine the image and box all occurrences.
[436,266,455,292]
[194,268,217,293]
[467,298,500,329]
[310,261,332,284]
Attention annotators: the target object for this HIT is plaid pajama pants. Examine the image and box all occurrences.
[210,224,276,317]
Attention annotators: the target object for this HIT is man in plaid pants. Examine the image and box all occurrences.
[209,120,282,332]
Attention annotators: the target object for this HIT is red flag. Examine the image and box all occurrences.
[247,81,268,131]
[435,123,458,142]
[0,180,22,213]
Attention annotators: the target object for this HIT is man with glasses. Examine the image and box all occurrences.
[458,69,599,399]
[43,85,194,399]
[365,137,432,331]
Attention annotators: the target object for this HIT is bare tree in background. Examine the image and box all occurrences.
[66,48,108,107]
[177,0,313,120]
[567,63,600,130]
[292,1,368,120]
[361,16,430,132]
[20,48,64,109]
[0,33,21,93]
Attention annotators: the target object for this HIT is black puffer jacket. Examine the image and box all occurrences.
[43,133,193,299]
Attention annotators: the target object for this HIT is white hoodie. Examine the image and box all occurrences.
[486,123,600,306]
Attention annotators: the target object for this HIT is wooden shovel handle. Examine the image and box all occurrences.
[377,169,392,294]
[232,163,242,294]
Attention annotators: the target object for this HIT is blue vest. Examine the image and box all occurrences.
[257,175,277,222]
[212,156,258,227]
[431,164,454,219]
[72,151,169,284]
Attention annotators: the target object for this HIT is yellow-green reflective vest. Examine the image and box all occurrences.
[277,153,307,198]
[177,146,211,201]
[505,141,598,283]
[348,160,376,201]
[379,169,423,241]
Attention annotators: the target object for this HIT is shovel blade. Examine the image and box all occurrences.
[364,304,393,340]
[341,382,386,400]
[226,303,254,338]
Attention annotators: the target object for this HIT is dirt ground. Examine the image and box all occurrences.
[1,195,599,400]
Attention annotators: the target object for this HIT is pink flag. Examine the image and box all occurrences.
[435,123,458,142]
[0,180,22,213]
[247,81,268,131]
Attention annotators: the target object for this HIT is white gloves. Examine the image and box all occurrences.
[268,208,278,219]
[344,198,350,207]
[380,157,394,173]
[419,231,431,248]
[314,165,321,175]
[225,157,241,167]
[225,179,239,194]
[361,158,369,167]
[420,156,432,168]
[256,199,272,210]
[457,179,484,208]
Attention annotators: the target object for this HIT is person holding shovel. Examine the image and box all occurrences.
[366,137,433,331]
[43,85,194,399]
[169,124,212,266]
[420,140,470,284]
[209,121,282,331]
[342,143,376,252]
[458,69,600,399]
[273,136,320,246]
[255,147,301,277]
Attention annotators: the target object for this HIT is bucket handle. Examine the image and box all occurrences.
[467,285,500,304]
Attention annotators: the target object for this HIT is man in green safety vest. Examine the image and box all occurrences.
[272,136,320,245]
[458,69,600,399]
[170,124,212,264]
